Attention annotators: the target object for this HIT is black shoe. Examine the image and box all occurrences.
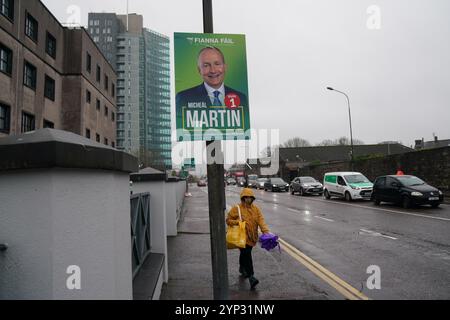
[239,266,249,278]
[249,276,259,290]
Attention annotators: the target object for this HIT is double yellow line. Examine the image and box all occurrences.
[279,238,370,300]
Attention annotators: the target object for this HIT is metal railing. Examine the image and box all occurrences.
[130,192,151,279]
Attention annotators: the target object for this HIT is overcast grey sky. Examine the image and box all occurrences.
[43,0,450,152]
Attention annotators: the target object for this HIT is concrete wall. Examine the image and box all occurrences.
[0,168,133,299]
[165,182,177,236]
[165,180,187,237]
[297,147,450,196]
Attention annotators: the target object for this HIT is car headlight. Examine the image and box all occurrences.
[411,191,423,197]
[350,186,360,190]
[273,185,277,187]
[286,184,289,187]
[438,190,442,195]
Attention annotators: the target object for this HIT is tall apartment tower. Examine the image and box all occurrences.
[88,13,172,169]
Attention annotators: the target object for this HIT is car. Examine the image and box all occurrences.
[197,179,207,187]
[237,177,246,187]
[371,175,444,208]
[323,172,373,201]
[247,174,259,188]
[226,177,237,185]
[256,178,268,189]
[290,176,323,196]
[264,177,290,192]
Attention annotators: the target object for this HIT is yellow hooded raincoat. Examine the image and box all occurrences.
[226,188,270,247]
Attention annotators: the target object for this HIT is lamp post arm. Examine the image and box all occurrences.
[332,89,354,163]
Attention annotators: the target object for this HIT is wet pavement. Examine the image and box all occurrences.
[160,184,333,300]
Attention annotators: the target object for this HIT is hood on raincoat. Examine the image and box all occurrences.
[240,188,256,200]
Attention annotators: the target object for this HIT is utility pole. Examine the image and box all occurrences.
[203,0,229,300]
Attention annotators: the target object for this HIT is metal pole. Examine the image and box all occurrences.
[203,0,229,300]
[344,93,354,170]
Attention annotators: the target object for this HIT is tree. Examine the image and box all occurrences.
[283,137,311,148]
[316,136,364,146]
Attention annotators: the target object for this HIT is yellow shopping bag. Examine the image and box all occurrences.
[226,205,246,249]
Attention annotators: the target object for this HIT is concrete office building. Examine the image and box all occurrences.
[88,13,172,169]
[0,0,117,146]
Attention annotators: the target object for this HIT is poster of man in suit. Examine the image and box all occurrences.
[174,33,250,141]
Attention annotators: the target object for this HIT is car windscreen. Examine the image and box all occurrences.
[344,174,370,183]
[271,178,286,184]
[300,177,316,183]
[248,175,258,181]
[396,176,425,186]
[257,178,268,182]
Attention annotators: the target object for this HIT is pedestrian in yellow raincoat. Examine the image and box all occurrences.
[226,188,270,290]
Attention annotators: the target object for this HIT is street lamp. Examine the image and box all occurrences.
[326,87,354,169]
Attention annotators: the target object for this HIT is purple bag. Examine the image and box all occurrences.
[259,233,281,252]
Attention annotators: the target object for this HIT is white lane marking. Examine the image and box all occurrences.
[359,228,398,240]
[287,208,301,213]
[298,197,450,222]
[314,216,334,222]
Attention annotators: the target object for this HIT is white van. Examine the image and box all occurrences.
[323,172,373,201]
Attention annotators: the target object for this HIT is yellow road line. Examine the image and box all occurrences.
[279,238,370,300]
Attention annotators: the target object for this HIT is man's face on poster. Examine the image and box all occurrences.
[197,48,227,89]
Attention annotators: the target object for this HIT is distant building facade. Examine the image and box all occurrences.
[0,0,117,146]
[88,13,172,169]
[414,136,450,150]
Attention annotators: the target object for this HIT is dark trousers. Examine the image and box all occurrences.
[239,245,254,276]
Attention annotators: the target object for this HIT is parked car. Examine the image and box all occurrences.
[226,177,237,185]
[264,177,290,192]
[256,178,268,189]
[372,175,443,208]
[247,174,259,188]
[290,176,323,196]
[237,177,246,187]
[323,172,373,201]
[197,179,207,187]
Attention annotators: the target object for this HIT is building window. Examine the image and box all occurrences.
[86,90,91,103]
[45,32,56,58]
[0,103,10,133]
[111,112,115,122]
[86,52,91,73]
[96,133,100,142]
[96,65,101,82]
[44,75,55,101]
[25,12,38,42]
[85,128,91,139]
[104,74,109,90]
[104,105,108,117]
[23,61,37,90]
[111,141,115,148]
[21,112,35,133]
[96,99,100,111]
[0,42,12,76]
[43,119,54,128]
[112,83,115,97]
[0,0,14,21]
[104,137,108,145]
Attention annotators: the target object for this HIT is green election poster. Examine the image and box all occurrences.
[174,33,250,141]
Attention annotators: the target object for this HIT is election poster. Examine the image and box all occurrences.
[174,33,250,141]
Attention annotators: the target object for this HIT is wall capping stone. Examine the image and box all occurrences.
[130,167,166,182]
[0,129,138,173]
